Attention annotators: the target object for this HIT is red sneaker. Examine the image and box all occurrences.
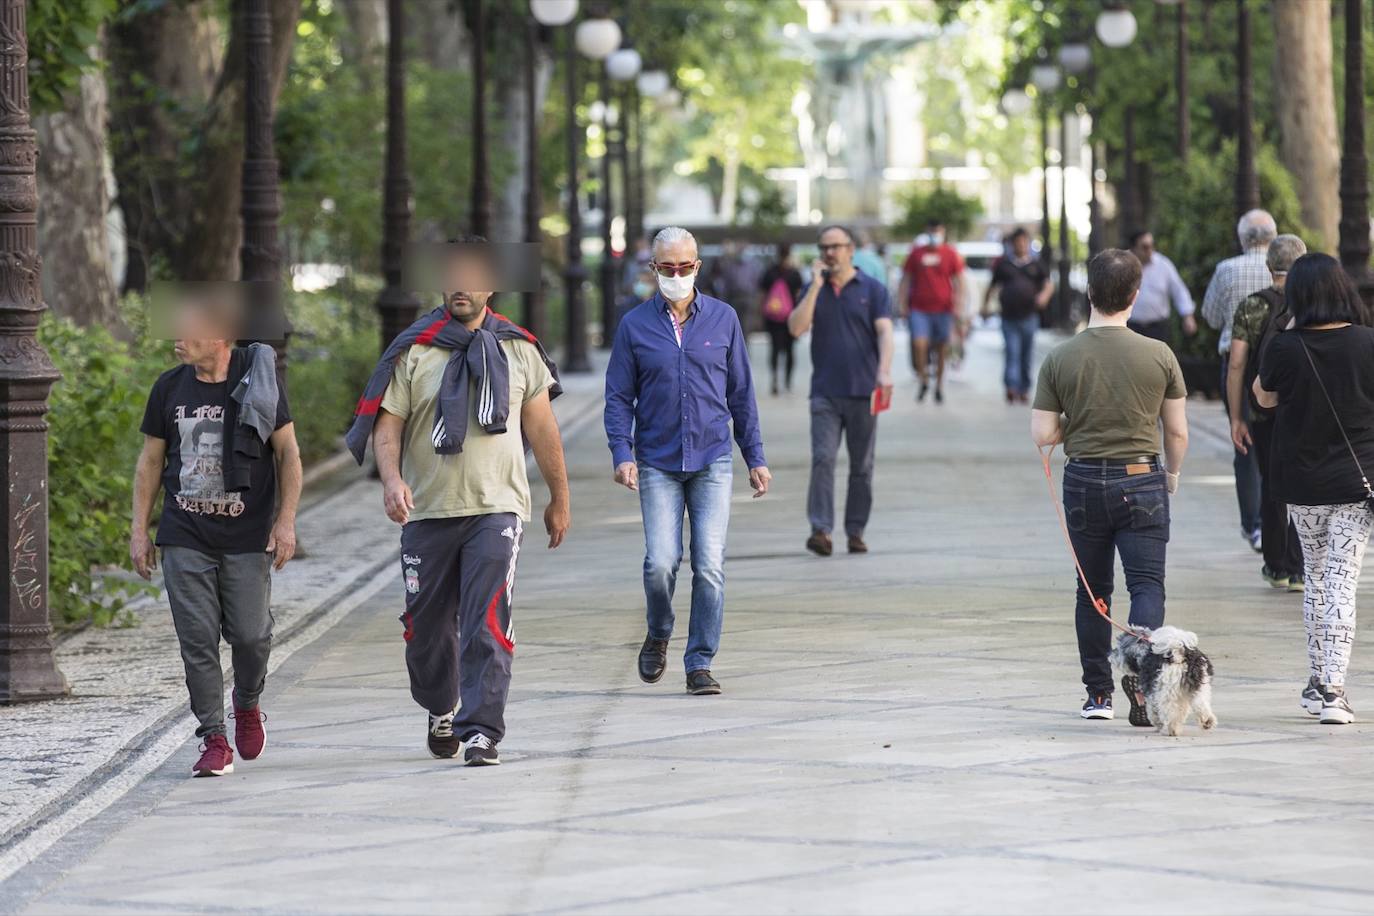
[192,734,235,777]
[231,697,267,761]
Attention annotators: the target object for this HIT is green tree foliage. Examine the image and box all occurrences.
[27,0,119,114]
[894,184,984,240]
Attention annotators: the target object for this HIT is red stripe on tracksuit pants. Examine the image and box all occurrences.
[398,512,521,743]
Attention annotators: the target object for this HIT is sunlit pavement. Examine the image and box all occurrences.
[7,327,1374,915]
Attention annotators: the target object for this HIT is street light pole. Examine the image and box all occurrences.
[1176,0,1190,159]
[523,17,546,337]
[1058,111,1071,326]
[0,0,68,703]
[1234,0,1259,217]
[468,0,491,237]
[598,67,617,347]
[562,35,591,372]
[376,0,418,354]
[240,0,288,386]
[1040,103,1052,269]
[1338,0,1373,317]
[624,84,642,248]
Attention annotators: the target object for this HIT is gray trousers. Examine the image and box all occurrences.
[807,396,878,538]
[399,513,522,743]
[163,547,273,738]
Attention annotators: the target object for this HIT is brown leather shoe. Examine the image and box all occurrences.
[806,531,833,557]
[847,535,868,554]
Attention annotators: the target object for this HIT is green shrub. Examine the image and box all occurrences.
[1152,139,1311,361]
[893,183,984,241]
[40,314,166,627]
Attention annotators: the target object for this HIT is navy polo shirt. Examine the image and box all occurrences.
[809,270,892,398]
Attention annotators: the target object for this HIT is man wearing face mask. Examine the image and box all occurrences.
[346,238,571,767]
[898,219,965,403]
[788,224,895,557]
[605,226,770,696]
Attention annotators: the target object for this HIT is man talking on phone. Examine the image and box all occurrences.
[788,224,895,557]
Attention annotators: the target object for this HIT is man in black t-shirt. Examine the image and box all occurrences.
[983,228,1052,404]
[131,306,301,778]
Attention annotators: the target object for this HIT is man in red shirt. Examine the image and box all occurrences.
[897,220,966,403]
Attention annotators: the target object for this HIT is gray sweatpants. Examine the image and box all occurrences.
[162,547,273,738]
[807,396,878,538]
[399,513,523,743]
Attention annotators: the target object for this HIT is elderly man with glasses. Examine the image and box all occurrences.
[787,224,895,557]
[605,226,770,696]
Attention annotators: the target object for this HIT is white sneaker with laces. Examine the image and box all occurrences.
[1301,678,1324,716]
[1320,691,1355,725]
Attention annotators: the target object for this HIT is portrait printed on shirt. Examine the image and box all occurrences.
[173,404,245,517]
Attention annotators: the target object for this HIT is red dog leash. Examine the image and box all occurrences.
[1038,445,1144,640]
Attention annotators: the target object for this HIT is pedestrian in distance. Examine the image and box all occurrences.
[1126,229,1198,343]
[348,237,571,767]
[1227,233,1307,592]
[789,224,895,557]
[1031,248,1190,724]
[982,227,1052,405]
[897,219,965,404]
[131,297,301,778]
[605,226,771,697]
[1203,209,1278,554]
[759,243,804,396]
[1253,253,1374,726]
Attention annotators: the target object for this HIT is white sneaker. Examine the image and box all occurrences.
[1320,690,1355,725]
[463,732,501,766]
[1301,678,1324,716]
[1248,529,1263,553]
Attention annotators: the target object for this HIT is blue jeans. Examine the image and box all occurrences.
[1219,360,1262,535]
[1063,461,1170,694]
[1001,314,1039,396]
[639,456,733,673]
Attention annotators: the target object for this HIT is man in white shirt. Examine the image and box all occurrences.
[1126,230,1197,343]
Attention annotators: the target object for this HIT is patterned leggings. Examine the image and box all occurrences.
[1289,502,1374,688]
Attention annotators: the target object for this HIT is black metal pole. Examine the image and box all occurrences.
[1058,110,1071,325]
[523,17,545,337]
[1040,103,1052,268]
[1121,105,1139,235]
[376,0,418,354]
[1088,139,1103,258]
[1338,0,1374,318]
[0,0,67,703]
[468,0,491,237]
[562,33,591,372]
[240,0,289,387]
[598,68,617,348]
[1177,0,1190,160]
[1235,0,1259,217]
[624,83,642,248]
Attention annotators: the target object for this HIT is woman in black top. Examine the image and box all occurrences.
[758,244,804,395]
[1256,253,1374,725]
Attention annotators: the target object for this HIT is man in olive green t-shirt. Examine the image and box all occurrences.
[1031,249,1190,724]
[371,247,571,767]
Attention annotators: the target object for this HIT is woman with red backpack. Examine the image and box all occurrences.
[758,243,804,395]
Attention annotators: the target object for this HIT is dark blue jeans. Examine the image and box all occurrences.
[1001,314,1039,396]
[1063,461,1170,694]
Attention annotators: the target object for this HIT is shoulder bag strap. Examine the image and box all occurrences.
[1298,335,1374,500]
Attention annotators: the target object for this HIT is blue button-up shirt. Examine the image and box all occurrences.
[604,291,766,472]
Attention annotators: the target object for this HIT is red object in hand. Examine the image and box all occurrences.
[871,386,892,416]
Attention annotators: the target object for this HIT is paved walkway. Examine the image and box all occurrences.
[5,328,1374,914]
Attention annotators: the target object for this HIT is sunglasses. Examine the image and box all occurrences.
[653,261,699,278]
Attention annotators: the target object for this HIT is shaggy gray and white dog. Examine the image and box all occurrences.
[1109,626,1217,736]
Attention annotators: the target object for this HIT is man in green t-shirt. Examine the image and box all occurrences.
[1226,234,1307,591]
[371,245,572,767]
[1031,249,1190,724]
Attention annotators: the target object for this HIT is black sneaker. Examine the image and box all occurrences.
[1080,692,1113,720]
[934,388,945,405]
[1121,676,1151,727]
[427,707,460,759]
[1320,689,1355,725]
[1262,566,1290,589]
[687,669,721,695]
[463,732,501,766]
[638,635,669,684]
[1301,676,1323,716]
[917,383,930,403]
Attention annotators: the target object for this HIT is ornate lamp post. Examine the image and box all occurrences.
[467,0,491,237]
[604,45,640,345]
[575,15,621,348]
[1338,0,1373,316]
[0,0,68,702]
[1058,113,1072,325]
[240,0,288,384]
[1234,0,1259,217]
[376,0,419,353]
[633,70,669,245]
[1030,62,1059,269]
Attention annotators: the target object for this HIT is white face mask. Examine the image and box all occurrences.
[657,271,696,301]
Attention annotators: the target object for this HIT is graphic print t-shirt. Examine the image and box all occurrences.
[140,364,291,553]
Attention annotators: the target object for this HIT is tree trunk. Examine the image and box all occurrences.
[34,35,121,330]
[1272,0,1340,251]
